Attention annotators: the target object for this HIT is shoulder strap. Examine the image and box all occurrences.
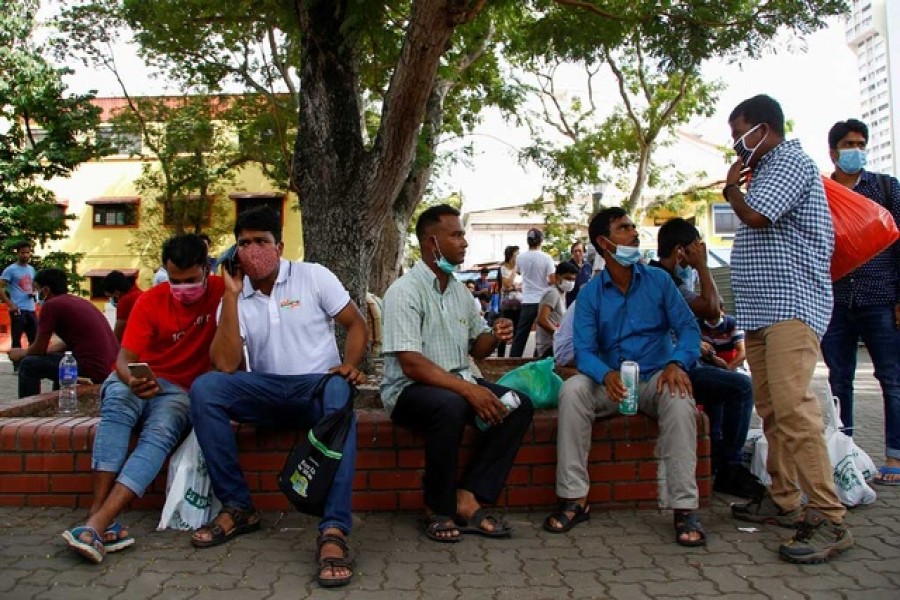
[878,173,891,205]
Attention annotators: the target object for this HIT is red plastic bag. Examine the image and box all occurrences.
[822,176,899,281]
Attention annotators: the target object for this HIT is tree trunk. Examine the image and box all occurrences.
[295,0,466,307]
[627,142,653,214]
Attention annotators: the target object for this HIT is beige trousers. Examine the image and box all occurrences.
[556,371,699,510]
[745,319,845,523]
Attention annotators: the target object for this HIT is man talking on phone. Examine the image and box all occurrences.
[189,206,368,588]
[61,234,224,564]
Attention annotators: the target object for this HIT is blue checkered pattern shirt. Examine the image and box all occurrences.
[730,139,835,338]
[832,170,900,307]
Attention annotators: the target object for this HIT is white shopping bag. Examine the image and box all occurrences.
[821,385,876,507]
[749,432,772,486]
[157,430,222,531]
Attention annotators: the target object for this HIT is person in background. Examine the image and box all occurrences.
[723,94,851,563]
[510,228,555,357]
[103,271,144,342]
[497,245,521,358]
[61,234,224,564]
[198,233,219,271]
[565,241,592,307]
[152,265,168,286]
[553,300,577,368]
[8,269,119,398]
[535,262,578,358]
[473,267,494,293]
[820,118,900,486]
[477,289,498,326]
[0,241,38,355]
[699,306,747,372]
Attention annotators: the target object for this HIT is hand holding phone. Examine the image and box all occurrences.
[127,362,159,398]
[219,244,240,276]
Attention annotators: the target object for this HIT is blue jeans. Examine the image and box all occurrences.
[189,371,356,535]
[822,303,900,459]
[689,364,754,471]
[17,352,63,398]
[92,374,192,496]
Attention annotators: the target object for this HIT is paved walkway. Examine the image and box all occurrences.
[1,351,898,599]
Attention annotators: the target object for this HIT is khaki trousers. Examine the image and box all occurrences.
[556,371,699,510]
[745,319,845,523]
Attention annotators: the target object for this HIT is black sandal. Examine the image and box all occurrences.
[454,508,512,538]
[674,511,707,547]
[542,501,590,534]
[191,507,261,549]
[316,533,354,588]
[421,514,461,543]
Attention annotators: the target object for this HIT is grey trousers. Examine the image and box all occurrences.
[556,372,699,510]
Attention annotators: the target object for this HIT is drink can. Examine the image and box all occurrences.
[619,361,639,415]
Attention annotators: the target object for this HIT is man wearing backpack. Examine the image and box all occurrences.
[821,119,900,487]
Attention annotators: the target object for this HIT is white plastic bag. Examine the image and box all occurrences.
[157,430,221,531]
[822,386,876,507]
[749,431,772,486]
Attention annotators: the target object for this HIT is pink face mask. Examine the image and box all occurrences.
[170,280,206,305]
[239,244,280,280]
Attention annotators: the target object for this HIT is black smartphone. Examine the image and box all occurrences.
[219,244,240,276]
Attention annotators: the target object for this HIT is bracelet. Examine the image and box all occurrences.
[722,183,740,201]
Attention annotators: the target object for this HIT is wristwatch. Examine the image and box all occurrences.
[722,183,740,201]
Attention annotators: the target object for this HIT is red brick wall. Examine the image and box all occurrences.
[0,410,710,511]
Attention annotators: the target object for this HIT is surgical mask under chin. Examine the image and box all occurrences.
[733,123,766,167]
[607,241,641,267]
[558,280,575,293]
[170,280,206,305]
[431,239,459,274]
[837,148,866,174]
[239,244,280,280]
[675,262,693,282]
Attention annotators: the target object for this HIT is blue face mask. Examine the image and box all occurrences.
[836,148,866,174]
[605,239,641,267]
[675,263,693,282]
[432,237,459,274]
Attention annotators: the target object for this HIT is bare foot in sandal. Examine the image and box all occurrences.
[317,528,354,587]
[422,511,460,542]
[543,497,589,533]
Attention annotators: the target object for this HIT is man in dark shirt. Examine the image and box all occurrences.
[565,241,593,307]
[8,269,119,398]
[821,118,900,485]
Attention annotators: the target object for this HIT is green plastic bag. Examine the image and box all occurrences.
[496,357,563,409]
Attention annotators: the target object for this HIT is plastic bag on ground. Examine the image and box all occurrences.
[157,430,221,531]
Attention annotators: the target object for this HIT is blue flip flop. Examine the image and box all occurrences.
[103,522,135,553]
[61,526,106,564]
[874,466,900,486]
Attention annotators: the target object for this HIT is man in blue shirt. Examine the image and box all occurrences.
[1,241,38,355]
[544,207,706,547]
[723,94,852,564]
[821,118,900,486]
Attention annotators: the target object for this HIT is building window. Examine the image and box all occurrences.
[229,193,286,223]
[712,204,740,237]
[97,125,142,156]
[87,197,140,227]
[163,196,213,228]
[83,269,139,299]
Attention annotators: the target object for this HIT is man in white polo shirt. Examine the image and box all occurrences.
[189,206,368,588]
[510,228,555,357]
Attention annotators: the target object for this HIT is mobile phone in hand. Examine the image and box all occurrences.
[219,244,240,276]
[127,362,157,383]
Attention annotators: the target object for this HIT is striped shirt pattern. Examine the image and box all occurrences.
[730,139,835,337]
[380,260,491,413]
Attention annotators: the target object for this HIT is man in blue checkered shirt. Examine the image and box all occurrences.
[721,95,852,564]
[821,118,900,486]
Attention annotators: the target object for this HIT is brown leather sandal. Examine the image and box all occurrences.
[316,533,354,588]
[191,507,261,549]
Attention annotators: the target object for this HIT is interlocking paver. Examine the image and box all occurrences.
[2,351,899,598]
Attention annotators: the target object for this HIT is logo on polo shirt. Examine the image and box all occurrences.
[280,298,301,309]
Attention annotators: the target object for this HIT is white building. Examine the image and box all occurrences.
[845,0,899,175]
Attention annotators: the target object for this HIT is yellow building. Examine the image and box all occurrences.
[38,97,303,303]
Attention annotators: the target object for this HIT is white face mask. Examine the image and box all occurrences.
[559,280,575,293]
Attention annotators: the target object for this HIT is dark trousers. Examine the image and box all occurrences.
[689,364,754,472]
[18,353,64,398]
[10,310,37,349]
[496,307,521,358]
[391,379,534,516]
[510,303,539,357]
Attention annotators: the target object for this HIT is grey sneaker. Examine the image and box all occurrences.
[778,509,853,564]
[731,493,802,528]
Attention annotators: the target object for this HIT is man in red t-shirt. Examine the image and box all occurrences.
[102,270,143,342]
[8,269,119,398]
[62,234,224,564]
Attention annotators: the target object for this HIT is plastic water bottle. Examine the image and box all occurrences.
[476,391,521,431]
[619,361,639,415]
[58,352,78,416]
